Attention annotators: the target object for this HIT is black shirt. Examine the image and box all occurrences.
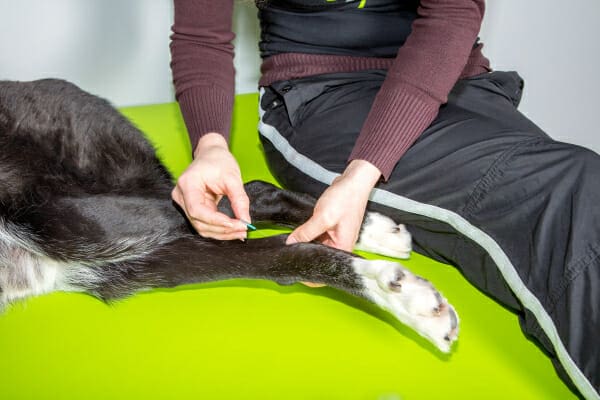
[258,0,419,58]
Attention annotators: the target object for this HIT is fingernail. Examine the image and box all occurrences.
[239,219,256,231]
[286,236,297,245]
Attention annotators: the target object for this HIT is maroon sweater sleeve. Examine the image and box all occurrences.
[170,0,235,152]
[348,0,487,180]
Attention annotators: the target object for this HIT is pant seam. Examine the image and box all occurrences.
[461,137,546,217]
[547,243,600,315]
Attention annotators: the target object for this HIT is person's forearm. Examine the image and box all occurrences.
[170,0,236,149]
[349,0,488,180]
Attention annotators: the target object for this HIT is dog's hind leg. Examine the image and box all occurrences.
[68,235,458,353]
[221,180,413,259]
[217,180,315,228]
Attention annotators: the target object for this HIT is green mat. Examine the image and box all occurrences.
[0,94,576,399]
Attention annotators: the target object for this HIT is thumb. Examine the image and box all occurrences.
[287,217,325,245]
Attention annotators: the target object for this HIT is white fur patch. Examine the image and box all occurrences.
[0,220,81,306]
[0,216,174,307]
[355,212,412,259]
[0,237,66,305]
[352,258,459,353]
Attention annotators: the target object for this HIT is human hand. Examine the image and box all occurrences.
[286,160,381,252]
[171,133,250,240]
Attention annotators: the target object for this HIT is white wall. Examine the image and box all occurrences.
[0,0,260,105]
[0,0,175,106]
[480,1,600,153]
[0,1,598,153]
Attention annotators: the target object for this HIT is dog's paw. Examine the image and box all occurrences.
[355,212,412,259]
[353,258,459,353]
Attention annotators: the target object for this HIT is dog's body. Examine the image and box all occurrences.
[0,79,457,352]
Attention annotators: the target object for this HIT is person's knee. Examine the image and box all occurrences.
[563,145,600,187]
[574,145,600,174]
[543,142,599,181]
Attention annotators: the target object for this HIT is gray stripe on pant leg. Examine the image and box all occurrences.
[257,89,599,400]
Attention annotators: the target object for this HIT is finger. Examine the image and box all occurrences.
[320,237,336,248]
[189,206,241,235]
[193,221,248,236]
[330,236,354,252]
[174,173,231,225]
[173,183,243,235]
[171,186,184,208]
[182,188,236,228]
[329,222,361,252]
[224,175,251,222]
[172,185,201,226]
[198,230,248,241]
[286,217,327,245]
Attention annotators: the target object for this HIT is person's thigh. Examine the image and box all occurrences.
[259,70,548,306]
[260,70,545,201]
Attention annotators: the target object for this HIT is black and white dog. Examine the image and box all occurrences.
[0,79,458,352]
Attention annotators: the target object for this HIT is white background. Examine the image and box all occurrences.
[1,0,598,153]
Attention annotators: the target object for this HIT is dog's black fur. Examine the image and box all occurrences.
[0,78,372,302]
[0,79,459,351]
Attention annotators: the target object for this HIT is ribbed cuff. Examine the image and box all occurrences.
[348,83,440,181]
[177,85,234,153]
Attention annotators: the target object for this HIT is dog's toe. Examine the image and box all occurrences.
[353,258,459,353]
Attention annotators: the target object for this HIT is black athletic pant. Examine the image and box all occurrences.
[258,70,600,399]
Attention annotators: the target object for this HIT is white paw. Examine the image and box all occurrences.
[353,258,459,353]
[355,212,412,259]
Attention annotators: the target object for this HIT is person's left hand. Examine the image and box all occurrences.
[286,160,381,252]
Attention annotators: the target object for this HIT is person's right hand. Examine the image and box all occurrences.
[171,133,250,240]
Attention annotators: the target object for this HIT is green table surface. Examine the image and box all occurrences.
[0,94,576,399]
